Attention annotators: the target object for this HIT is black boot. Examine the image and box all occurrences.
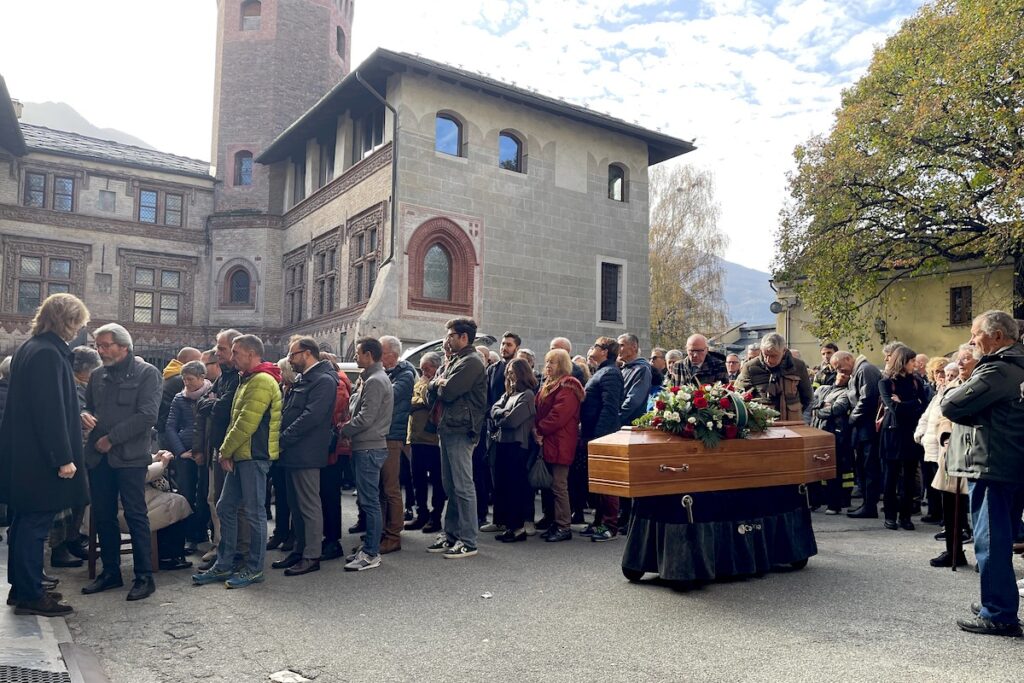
[65,539,89,561]
[50,544,84,568]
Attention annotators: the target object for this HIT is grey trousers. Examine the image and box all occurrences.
[439,430,478,548]
[285,467,323,560]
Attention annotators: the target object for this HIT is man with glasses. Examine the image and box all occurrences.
[725,353,742,382]
[81,323,162,601]
[670,334,728,387]
[271,337,338,577]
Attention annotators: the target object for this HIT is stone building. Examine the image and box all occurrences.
[0,0,694,359]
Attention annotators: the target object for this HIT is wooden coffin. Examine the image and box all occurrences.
[588,421,836,497]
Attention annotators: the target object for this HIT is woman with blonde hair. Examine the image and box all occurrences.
[915,357,950,525]
[878,346,928,531]
[534,349,584,542]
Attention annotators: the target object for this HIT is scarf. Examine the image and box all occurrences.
[184,379,213,401]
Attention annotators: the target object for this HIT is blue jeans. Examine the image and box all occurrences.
[439,430,478,548]
[216,460,270,572]
[969,479,1024,625]
[353,448,389,556]
[7,511,56,602]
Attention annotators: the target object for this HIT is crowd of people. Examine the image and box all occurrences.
[0,293,1021,638]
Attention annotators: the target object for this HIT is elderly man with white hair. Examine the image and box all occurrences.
[735,333,812,421]
[941,311,1024,637]
[81,323,162,602]
[378,335,417,553]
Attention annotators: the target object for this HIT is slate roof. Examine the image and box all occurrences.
[20,123,211,179]
[259,47,695,166]
[0,76,27,156]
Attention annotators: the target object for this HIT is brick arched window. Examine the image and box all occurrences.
[234,150,253,186]
[241,0,261,30]
[220,263,256,308]
[407,217,476,315]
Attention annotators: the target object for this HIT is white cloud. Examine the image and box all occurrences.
[0,0,928,271]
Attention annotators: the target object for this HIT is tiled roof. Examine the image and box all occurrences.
[20,123,211,179]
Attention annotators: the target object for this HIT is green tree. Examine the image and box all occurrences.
[775,0,1024,344]
[649,165,729,348]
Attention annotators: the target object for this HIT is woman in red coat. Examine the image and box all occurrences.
[534,349,584,542]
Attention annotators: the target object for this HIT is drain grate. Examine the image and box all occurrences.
[0,665,71,683]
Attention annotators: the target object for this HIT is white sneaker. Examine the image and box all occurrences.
[479,523,505,533]
[442,541,478,559]
[524,522,537,536]
[343,550,381,572]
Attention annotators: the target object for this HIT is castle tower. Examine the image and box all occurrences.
[211,0,351,214]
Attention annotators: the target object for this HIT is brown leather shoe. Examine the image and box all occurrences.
[283,558,320,576]
[379,538,402,554]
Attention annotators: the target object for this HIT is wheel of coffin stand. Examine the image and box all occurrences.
[790,558,808,570]
[622,567,644,582]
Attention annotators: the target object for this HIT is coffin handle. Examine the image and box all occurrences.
[681,495,694,524]
[659,464,690,473]
[812,454,831,462]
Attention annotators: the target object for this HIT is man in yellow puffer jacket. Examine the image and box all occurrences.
[193,334,281,589]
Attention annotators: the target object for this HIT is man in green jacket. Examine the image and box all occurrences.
[426,318,487,559]
[193,334,281,589]
[941,311,1024,638]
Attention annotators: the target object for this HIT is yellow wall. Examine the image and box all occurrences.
[777,263,1013,365]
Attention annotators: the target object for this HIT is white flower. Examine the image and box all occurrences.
[680,392,692,401]
[664,411,680,422]
[687,416,697,424]
[706,421,714,429]
[716,422,723,429]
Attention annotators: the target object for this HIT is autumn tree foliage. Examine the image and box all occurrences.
[775,0,1024,343]
[649,165,729,348]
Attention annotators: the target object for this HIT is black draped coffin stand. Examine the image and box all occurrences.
[588,423,835,583]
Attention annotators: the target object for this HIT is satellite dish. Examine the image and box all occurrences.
[769,301,784,314]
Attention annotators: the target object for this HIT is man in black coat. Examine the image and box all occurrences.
[670,334,729,386]
[81,323,162,602]
[580,337,624,542]
[833,351,883,518]
[0,293,90,617]
[271,337,338,576]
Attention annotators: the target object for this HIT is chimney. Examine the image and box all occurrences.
[10,99,22,119]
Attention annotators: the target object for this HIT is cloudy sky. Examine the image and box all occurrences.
[0,0,926,271]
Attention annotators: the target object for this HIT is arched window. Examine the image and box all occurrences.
[608,164,626,202]
[336,27,346,59]
[423,244,452,301]
[498,131,523,173]
[229,269,251,304]
[234,151,253,186]
[241,0,261,30]
[435,114,463,157]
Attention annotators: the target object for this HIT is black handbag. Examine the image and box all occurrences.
[527,442,552,489]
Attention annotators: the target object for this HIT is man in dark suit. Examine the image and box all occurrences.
[0,293,91,617]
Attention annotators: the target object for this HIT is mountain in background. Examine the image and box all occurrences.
[720,258,775,325]
[20,101,154,149]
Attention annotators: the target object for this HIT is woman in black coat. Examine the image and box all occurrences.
[0,294,90,615]
[877,346,927,531]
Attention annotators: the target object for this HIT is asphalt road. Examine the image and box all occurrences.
[53,495,1023,683]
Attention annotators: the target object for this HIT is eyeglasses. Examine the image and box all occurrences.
[287,350,307,360]
[96,342,119,351]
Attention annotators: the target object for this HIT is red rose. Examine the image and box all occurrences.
[652,417,663,426]
[655,400,666,411]
[719,397,732,409]
[724,425,739,439]
[725,382,735,391]
[669,386,681,394]
[683,423,696,436]
[693,389,704,398]
[693,396,708,409]
[743,392,754,401]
